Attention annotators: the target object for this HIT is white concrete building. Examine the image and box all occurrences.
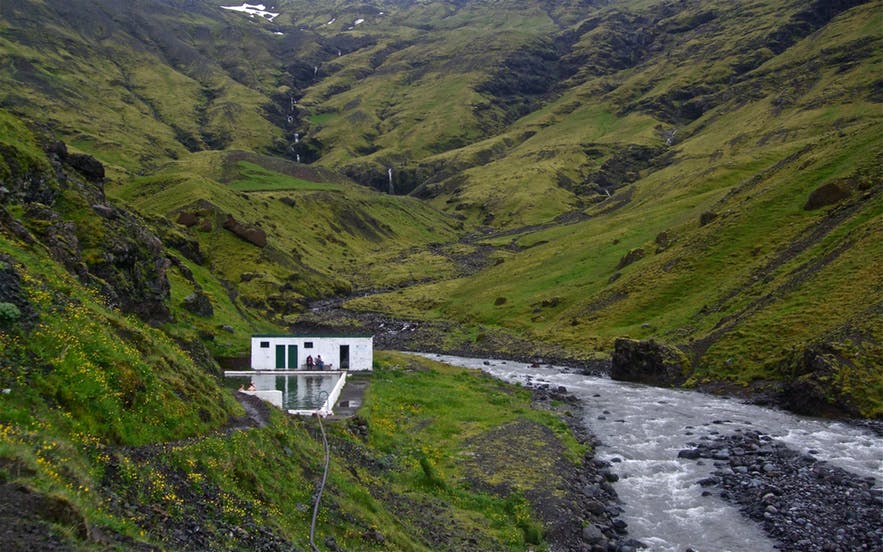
[250,334,374,371]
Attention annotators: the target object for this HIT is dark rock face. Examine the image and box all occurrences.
[88,221,172,324]
[162,232,204,265]
[175,212,199,227]
[699,211,718,226]
[611,338,690,387]
[222,215,267,247]
[2,140,171,324]
[778,344,860,418]
[0,143,58,205]
[0,483,79,551]
[24,203,89,279]
[0,255,38,328]
[476,36,582,126]
[66,153,104,182]
[681,430,882,551]
[584,144,672,197]
[182,291,213,317]
[616,247,645,269]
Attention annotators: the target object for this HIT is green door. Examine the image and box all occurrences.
[287,345,298,369]
[275,345,285,369]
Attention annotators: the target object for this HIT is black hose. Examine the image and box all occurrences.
[309,413,330,552]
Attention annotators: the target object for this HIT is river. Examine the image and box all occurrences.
[417,353,882,552]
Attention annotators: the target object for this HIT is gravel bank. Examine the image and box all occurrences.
[530,384,647,552]
[678,430,882,552]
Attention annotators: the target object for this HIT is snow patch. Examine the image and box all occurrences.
[354,18,365,25]
[220,3,280,21]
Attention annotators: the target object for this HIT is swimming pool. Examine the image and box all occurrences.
[224,372,344,413]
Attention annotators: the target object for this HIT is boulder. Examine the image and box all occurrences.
[91,204,116,219]
[777,344,861,418]
[804,182,849,210]
[67,153,105,182]
[611,338,691,387]
[176,212,199,227]
[222,215,267,247]
[182,291,214,318]
[617,248,645,269]
[581,524,605,545]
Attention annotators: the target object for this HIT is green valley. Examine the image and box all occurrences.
[1,0,881,548]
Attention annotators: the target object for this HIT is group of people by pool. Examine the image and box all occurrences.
[305,355,326,370]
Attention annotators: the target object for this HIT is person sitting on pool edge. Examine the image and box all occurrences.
[315,355,324,370]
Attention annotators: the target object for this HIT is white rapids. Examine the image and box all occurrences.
[417,353,882,552]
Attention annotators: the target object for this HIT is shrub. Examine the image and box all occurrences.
[0,302,21,324]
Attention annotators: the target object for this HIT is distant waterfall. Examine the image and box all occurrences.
[387,168,394,194]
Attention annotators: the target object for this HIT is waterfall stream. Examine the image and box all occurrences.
[418,354,882,552]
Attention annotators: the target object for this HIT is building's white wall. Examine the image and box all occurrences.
[250,336,373,370]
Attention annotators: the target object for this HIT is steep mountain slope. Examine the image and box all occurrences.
[110,150,461,336]
[0,0,336,173]
[331,0,883,415]
[1,1,880,408]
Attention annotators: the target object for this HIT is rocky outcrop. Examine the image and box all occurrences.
[182,291,213,318]
[699,211,718,226]
[0,255,38,329]
[611,338,691,387]
[582,144,672,197]
[67,153,105,182]
[777,344,861,418]
[2,139,172,324]
[804,181,849,210]
[0,143,58,205]
[616,247,645,269]
[222,215,267,248]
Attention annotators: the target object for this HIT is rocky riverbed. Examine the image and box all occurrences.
[679,430,882,552]
[527,384,646,552]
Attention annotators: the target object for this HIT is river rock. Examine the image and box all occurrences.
[584,499,606,515]
[581,524,605,545]
[677,448,701,459]
[681,430,882,551]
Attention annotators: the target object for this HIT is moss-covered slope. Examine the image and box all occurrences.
[1,0,880,415]
[0,116,589,549]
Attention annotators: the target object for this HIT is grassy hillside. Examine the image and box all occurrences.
[335,0,883,415]
[0,113,591,549]
[0,0,879,406]
[0,266,583,549]
[0,0,881,548]
[109,149,462,342]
